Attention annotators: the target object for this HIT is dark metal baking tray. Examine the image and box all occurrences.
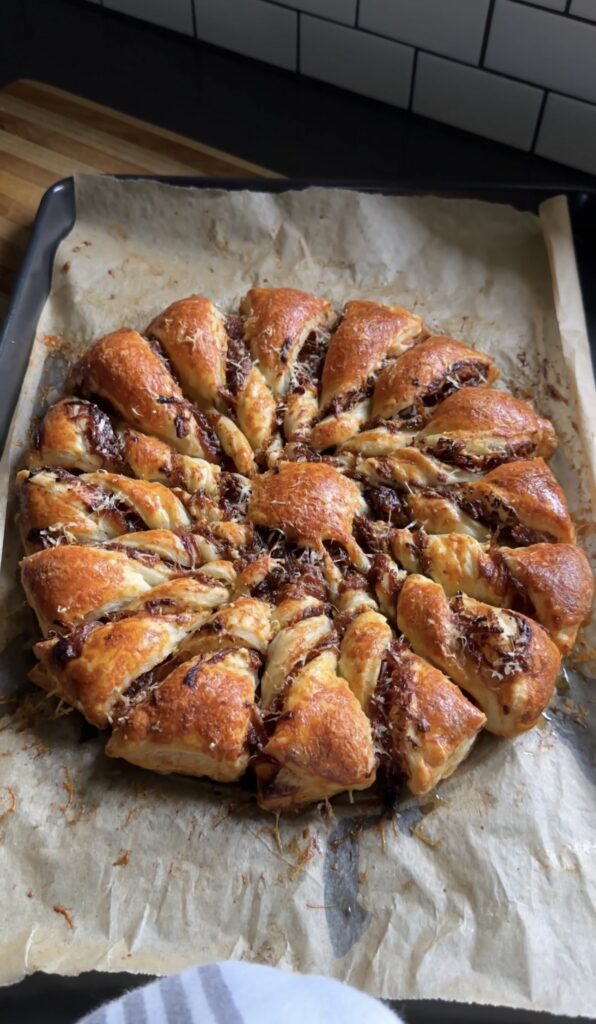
[1,176,595,453]
[0,177,594,1024]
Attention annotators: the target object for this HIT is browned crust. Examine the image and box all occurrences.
[320,300,425,412]
[378,647,486,795]
[33,617,189,727]
[147,295,228,409]
[27,398,122,472]
[78,328,218,460]
[257,653,376,810]
[17,468,128,552]
[396,574,560,737]
[107,648,258,782]
[248,461,367,567]
[20,545,169,636]
[240,287,334,395]
[372,335,498,423]
[16,288,588,809]
[462,458,575,544]
[502,543,594,654]
[120,428,221,496]
[420,387,557,460]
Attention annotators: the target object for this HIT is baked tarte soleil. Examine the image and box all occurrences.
[17,287,591,811]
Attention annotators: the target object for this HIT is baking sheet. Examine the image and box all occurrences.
[0,178,594,1014]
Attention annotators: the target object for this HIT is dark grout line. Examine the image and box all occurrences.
[530,89,549,151]
[479,0,497,67]
[296,10,300,72]
[355,0,360,28]
[407,49,419,113]
[190,0,197,40]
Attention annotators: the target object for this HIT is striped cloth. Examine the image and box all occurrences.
[78,962,402,1024]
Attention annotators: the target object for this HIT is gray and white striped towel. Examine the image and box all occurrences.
[78,962,402,1024]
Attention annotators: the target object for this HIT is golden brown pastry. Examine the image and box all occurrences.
[17,289,590,812]
[147,295,228,411]
[455,458,575,545]
[17,468,192,553]
[20,543,178,635]
[77,328,222,461]
[222,313,279,455]
[32,576,233,727]
[392,529,511,605]
[416,387,557,467]
[106,648,261,782]
[181,597,273,657]
[119,428,221,495]
[241,287,335,397]
[28,398,122,472]
[256,650,377,811]
[355,388,555,480]
[248,461,368,570]
[104,525,252,569]
[358,447,474,491]
[309,300,425,449]
[375,645,486,796]
[371,335,498,426]
[338,608,392,708]
[391,529,593,653]
[500,543,594,654]
[362,457,575,546]
[396,574,560,736]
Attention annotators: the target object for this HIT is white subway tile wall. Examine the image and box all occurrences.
[486,0,596,105]
[359,0,490,64]
[413,53,543,150]
[570,0,596,20]
[301,16,414,108]
[105,0,193,34]
[536,93,596,175]
[193,0,297,71]
[94,0,596,176]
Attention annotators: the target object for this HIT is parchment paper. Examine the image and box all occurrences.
[0,179,595,1014]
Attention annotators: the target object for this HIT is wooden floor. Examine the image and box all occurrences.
[0,78,277,321]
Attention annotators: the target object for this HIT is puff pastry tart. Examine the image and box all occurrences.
[17,288,593,811]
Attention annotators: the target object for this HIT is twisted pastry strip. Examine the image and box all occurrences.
[32,575,234,727]
[392,529,593,654]
[371,335,498,426]
[17,468,192,553]
[149,292,336,467]
[349,387,556,473]
[309,300,426,450]
[106,647,262,783]
[27,396,223,498]
[28,398,123,472]
[241,287,335,399]
[28,395,254,528]
[361,458,574,546]
[147,295,229,411]
[339,616,486,796]
[396,574,561,737]
[230,554,375,809]
[255,645,377,811]
[77,328,222,461]
[236,288,335,459]
[21,543,181,636]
